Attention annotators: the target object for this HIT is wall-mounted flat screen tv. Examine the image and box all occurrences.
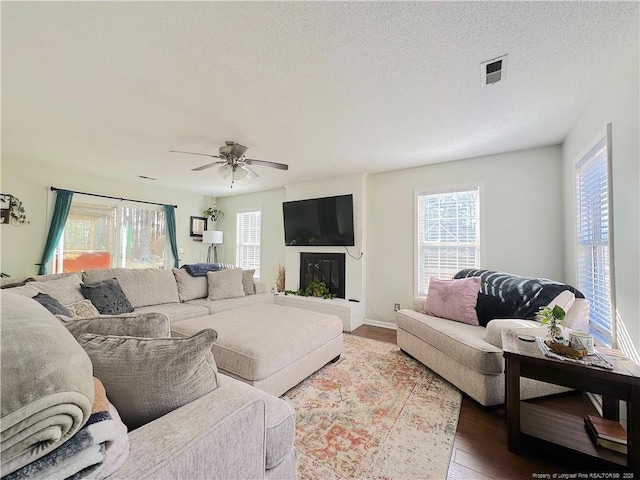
[283,194,355,246]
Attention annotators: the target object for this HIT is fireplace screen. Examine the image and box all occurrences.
[299,253,346,299]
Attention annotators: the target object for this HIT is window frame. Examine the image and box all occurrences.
[414,185,481,297]
[235,208,262,279]
[574,124,616,348]
[51,195,169,273]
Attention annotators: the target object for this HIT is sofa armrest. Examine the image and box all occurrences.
[413,296,426,312]
[485,319,546,348]
[564,298,590,332]
[255,281,267,294]
[109,376,266,480]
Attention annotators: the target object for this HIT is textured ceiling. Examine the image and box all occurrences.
[2,1,639,197]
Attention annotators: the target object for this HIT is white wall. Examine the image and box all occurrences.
[366,145,564,324]
[0,157,209,277]
[562,36,639,352]
[284,174,367,302]
[213,188,286,291]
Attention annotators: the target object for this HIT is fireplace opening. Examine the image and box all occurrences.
[300,253,346,299]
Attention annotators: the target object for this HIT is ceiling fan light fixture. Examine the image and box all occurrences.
[233,165,249,180]
[218,164,232,178]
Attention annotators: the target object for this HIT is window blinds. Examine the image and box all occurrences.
[236,210,261,278]
[575,136,613,346]
[416,188,480,295]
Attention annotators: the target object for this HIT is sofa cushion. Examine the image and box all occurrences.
[83,268,180,308]
[32,292,72,316]
[61,312,171,339]
[32,273,84,305]
[207,269,245,301]
[186,292,274,314]
[423,277,481,326]
[396,308,504,375]
[484,318,547,349]
[65,299,101,318]
[81,278,135,315]
[78,329,220,430]
[134,303,210,324]
[3,283,41,298]
[172,268,208,302]
[171,304,343,382]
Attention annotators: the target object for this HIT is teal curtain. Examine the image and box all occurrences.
[38,189,74,275]
[164,205,180,268]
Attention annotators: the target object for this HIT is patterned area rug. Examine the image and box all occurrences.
[283,334,462,480]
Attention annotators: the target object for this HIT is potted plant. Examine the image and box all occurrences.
[537,305,566,343]
[203,206,224,224]
[1,194,30,226]
[284,281,336,299]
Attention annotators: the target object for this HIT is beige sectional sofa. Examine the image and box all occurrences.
[1,266,345,479]
[397,294,589,407]
[1,290,296,479]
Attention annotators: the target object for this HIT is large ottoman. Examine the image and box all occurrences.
[171,303,344,396]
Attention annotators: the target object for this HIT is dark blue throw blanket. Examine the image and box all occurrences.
[453,269,584,326]
[182,263,236,277]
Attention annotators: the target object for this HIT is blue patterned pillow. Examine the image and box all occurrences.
[80,278,134,315]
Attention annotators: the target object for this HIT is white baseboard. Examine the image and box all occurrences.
[363,319,397,330]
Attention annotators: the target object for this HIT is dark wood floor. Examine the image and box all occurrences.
[351,325,622,479]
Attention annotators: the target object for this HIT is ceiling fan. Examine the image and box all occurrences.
[170,141,289,187]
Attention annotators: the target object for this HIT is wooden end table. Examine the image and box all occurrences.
[502,332,640,473]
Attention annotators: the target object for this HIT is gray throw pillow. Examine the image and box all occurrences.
[80,278,134,315]
[62,312,171,339]
[32,273,84,305]
[207,269,245,301]
[242,269,256,296]
[172,268,208,302]
[32,292,72,316]
[78,329,219,429]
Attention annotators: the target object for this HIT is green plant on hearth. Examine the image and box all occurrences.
[203,206,224,223]
[537,305,566,342]
[284,281,336,299]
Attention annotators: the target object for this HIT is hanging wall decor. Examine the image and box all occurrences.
[0,194,30,226]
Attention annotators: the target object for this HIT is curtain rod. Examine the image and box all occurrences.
[50,186,178,209]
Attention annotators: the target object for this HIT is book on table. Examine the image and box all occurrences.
[584,415,628,454]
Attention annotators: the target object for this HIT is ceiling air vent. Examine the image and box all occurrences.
[481,55,508,87]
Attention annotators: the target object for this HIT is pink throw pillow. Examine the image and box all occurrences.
[422,277,482,326]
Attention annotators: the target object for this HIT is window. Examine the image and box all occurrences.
[54,201,167,273]
[236,210,261,278]
[416,187,480,295]
[575,127,614,347]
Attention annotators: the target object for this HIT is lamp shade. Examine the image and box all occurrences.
[203,230,223,245]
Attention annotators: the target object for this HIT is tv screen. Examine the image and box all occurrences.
[283,194,355,246]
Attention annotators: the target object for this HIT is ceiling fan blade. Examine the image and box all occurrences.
[192,161,224,172]
[240,164,259,179]
[170,150,221,159]
[244,158,289,171]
